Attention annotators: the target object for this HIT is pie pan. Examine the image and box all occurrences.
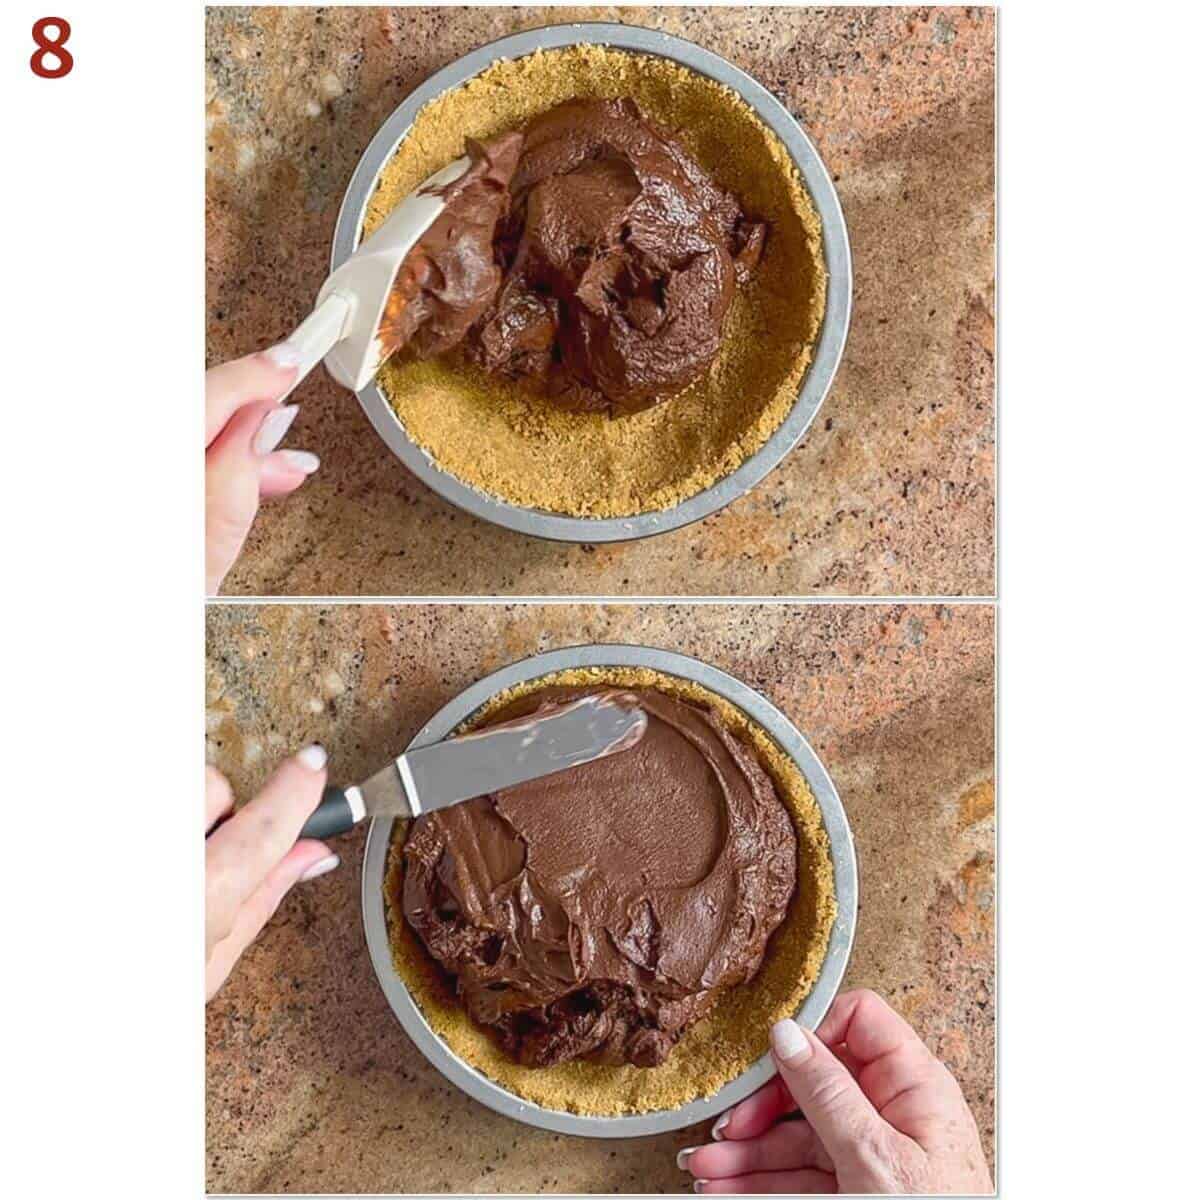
[360,644,858,1136]
[332,22,852,543]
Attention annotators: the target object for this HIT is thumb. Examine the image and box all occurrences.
[205,399,297,593]
[770,1017,887,1165]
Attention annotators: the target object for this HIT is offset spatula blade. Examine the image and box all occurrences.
[399,691,647,815]
[299,692,647,840]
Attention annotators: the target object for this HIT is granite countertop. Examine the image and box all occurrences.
[206,6,995,597]
[205,603,995,1193]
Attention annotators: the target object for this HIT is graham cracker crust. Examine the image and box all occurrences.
[364,45,827,518]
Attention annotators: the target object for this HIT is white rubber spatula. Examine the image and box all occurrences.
[274,154,472,401]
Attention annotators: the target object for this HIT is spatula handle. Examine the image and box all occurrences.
[276,292,353,403]
[299,784,363,841]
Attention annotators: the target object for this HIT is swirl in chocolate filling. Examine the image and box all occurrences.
[377,99,768,417]
[401,687,797,1068]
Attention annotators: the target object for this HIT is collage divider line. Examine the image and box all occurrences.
[205,594,999,606]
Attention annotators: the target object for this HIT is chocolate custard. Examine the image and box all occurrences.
[380,99,767,416]
[401,687,797,1069]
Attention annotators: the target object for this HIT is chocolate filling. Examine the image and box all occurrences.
[401,687,797,1068]
[377,99,767,417]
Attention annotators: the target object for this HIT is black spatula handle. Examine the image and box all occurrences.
[299,786,359,840]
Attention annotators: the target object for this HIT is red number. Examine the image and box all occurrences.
[31,17,73,79]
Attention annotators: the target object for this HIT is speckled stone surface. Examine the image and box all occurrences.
[206,7,994,597]
[205,603,994,1192]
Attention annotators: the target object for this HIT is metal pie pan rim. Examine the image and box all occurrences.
[332,21,853,544]
[360,643,859,1138]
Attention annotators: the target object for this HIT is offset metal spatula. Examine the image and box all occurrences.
[299,692,647,840]
[273,154,472,402]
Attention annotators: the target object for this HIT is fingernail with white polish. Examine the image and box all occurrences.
[676,1148,697,1171]
[263,341,304,369]
[771,1018,812,1064]
[693,1182,708,1194]
[300,854,339,882]
[296,743,327,771]
[711,1112,730,1141]
[253,404,299,455]
[278,449,320,475]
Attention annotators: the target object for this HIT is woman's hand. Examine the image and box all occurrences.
[678,989,992,1195]
[206,345,318,595]
[206,745,339,1002]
